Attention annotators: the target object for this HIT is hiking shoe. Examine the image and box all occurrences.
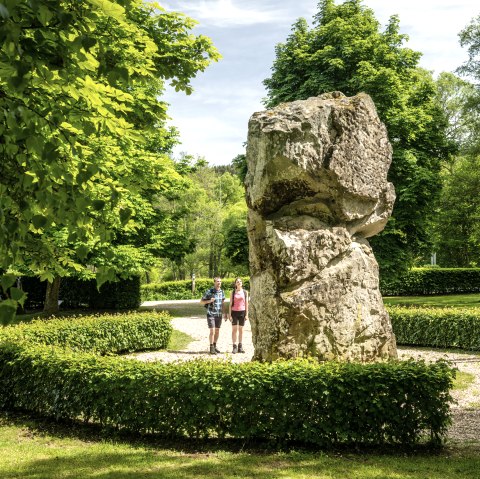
[209,344,217,355]
[232,344,238,354]
[214,343,221,354]
[238,343,245,353]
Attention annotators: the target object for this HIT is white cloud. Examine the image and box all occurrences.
[163,0,479,165]
[364,0,477,74]
[162,0,289,27]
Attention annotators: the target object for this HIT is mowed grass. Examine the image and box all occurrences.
[452,371,476,391]
[383,293,480,308]
[0,414,479,479]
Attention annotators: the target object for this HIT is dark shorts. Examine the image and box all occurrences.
[231,310,246,326]
[207,315,222,329]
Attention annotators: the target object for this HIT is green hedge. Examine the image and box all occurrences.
[0,313,454,446]
[380,268,480,296]
[388,306,480,350]
[144,269,480,300]
[141,277,250,301]
[0,310,173,354]
[19,276,141,311]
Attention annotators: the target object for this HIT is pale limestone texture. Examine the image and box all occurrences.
[245,92,397,362]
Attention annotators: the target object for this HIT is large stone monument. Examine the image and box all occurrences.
[245,92,397,362]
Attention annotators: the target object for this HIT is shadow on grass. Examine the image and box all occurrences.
[1,412,480,479]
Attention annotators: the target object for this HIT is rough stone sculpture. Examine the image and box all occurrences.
[245,92,397,362]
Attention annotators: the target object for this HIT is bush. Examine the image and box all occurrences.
[142,269,480,300]
[388,306,480,350]
[0,310,173,354]
[380,268,480,296]
[0,312,454,446]
[141,277,250,301]
[19,276,142,311]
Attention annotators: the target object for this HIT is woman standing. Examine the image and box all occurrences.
[228,277,248,353]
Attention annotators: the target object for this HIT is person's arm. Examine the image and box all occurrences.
[245,291,249,320]
[228,292,233,319]
[200,290,215,305]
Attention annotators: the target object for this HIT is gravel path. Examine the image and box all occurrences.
[132,308,480,442]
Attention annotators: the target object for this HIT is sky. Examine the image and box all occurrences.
[162,0,479,165]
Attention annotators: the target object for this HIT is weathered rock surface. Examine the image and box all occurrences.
[245,92,397,362]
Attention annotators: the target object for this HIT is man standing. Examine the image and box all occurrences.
[200,277,226,354]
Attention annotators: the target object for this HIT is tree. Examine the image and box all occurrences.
[429,155,480,267]
[263,0,453,279]
[457,14,480,156]
[153,161,248,280]
[426,38,480,266]
[0,0,219,320]
[435,73,477,154]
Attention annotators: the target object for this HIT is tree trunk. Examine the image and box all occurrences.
[44,276,61,315]
[209,245,214,278]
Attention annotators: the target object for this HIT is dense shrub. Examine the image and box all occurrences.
[388,306,480,350]
[0,311,173,354]
[142,277,250,301]
[19,276,46,310]
[0,312,454,446]
[380,268,480,296]
[19,276,142,311]
[143,270,480,300]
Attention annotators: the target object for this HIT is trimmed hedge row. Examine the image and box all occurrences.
[380,268,480,296]
[20,276,141,311]
[143,269,480,300]
[388,306,480,350]
[0,311,173,354]
[0,314,454,446]
[141,277,250,301]
[0,345,453,445]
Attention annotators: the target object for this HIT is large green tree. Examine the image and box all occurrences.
[426,16,480,267]
[263,0,453,278]
[0,0,219,320]
[457,13,480,156]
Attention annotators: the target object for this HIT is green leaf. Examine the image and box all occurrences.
[0,5,9,20]
[0,299,17,326]
[119,208,132,224]
[92,200,106,211]
[32,215,48,229]
[1,274,17,293]
[96,267,116,290]
[76,245,90,260]
[81,36,97,51]
[10,287,27,307]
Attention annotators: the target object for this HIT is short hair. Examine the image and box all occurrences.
[213,276,222,282]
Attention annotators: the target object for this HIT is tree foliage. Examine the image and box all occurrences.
[153,160,248,281]
[427,16,480,267]
[0,0,219,320]
[263,0,453,278]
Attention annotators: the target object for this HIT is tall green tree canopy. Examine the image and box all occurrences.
[457,13,480,156]
[263,0,453,277]
[0,0,219,320]
[427,15,480,267]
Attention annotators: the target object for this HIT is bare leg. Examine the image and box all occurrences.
[232,324,238,344]
[238,325,243,344]
[209,328,215,344]
[214,328,220,344]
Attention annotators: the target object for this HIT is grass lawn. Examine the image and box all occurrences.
[0,413,479,479]
[383,293,480,308]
